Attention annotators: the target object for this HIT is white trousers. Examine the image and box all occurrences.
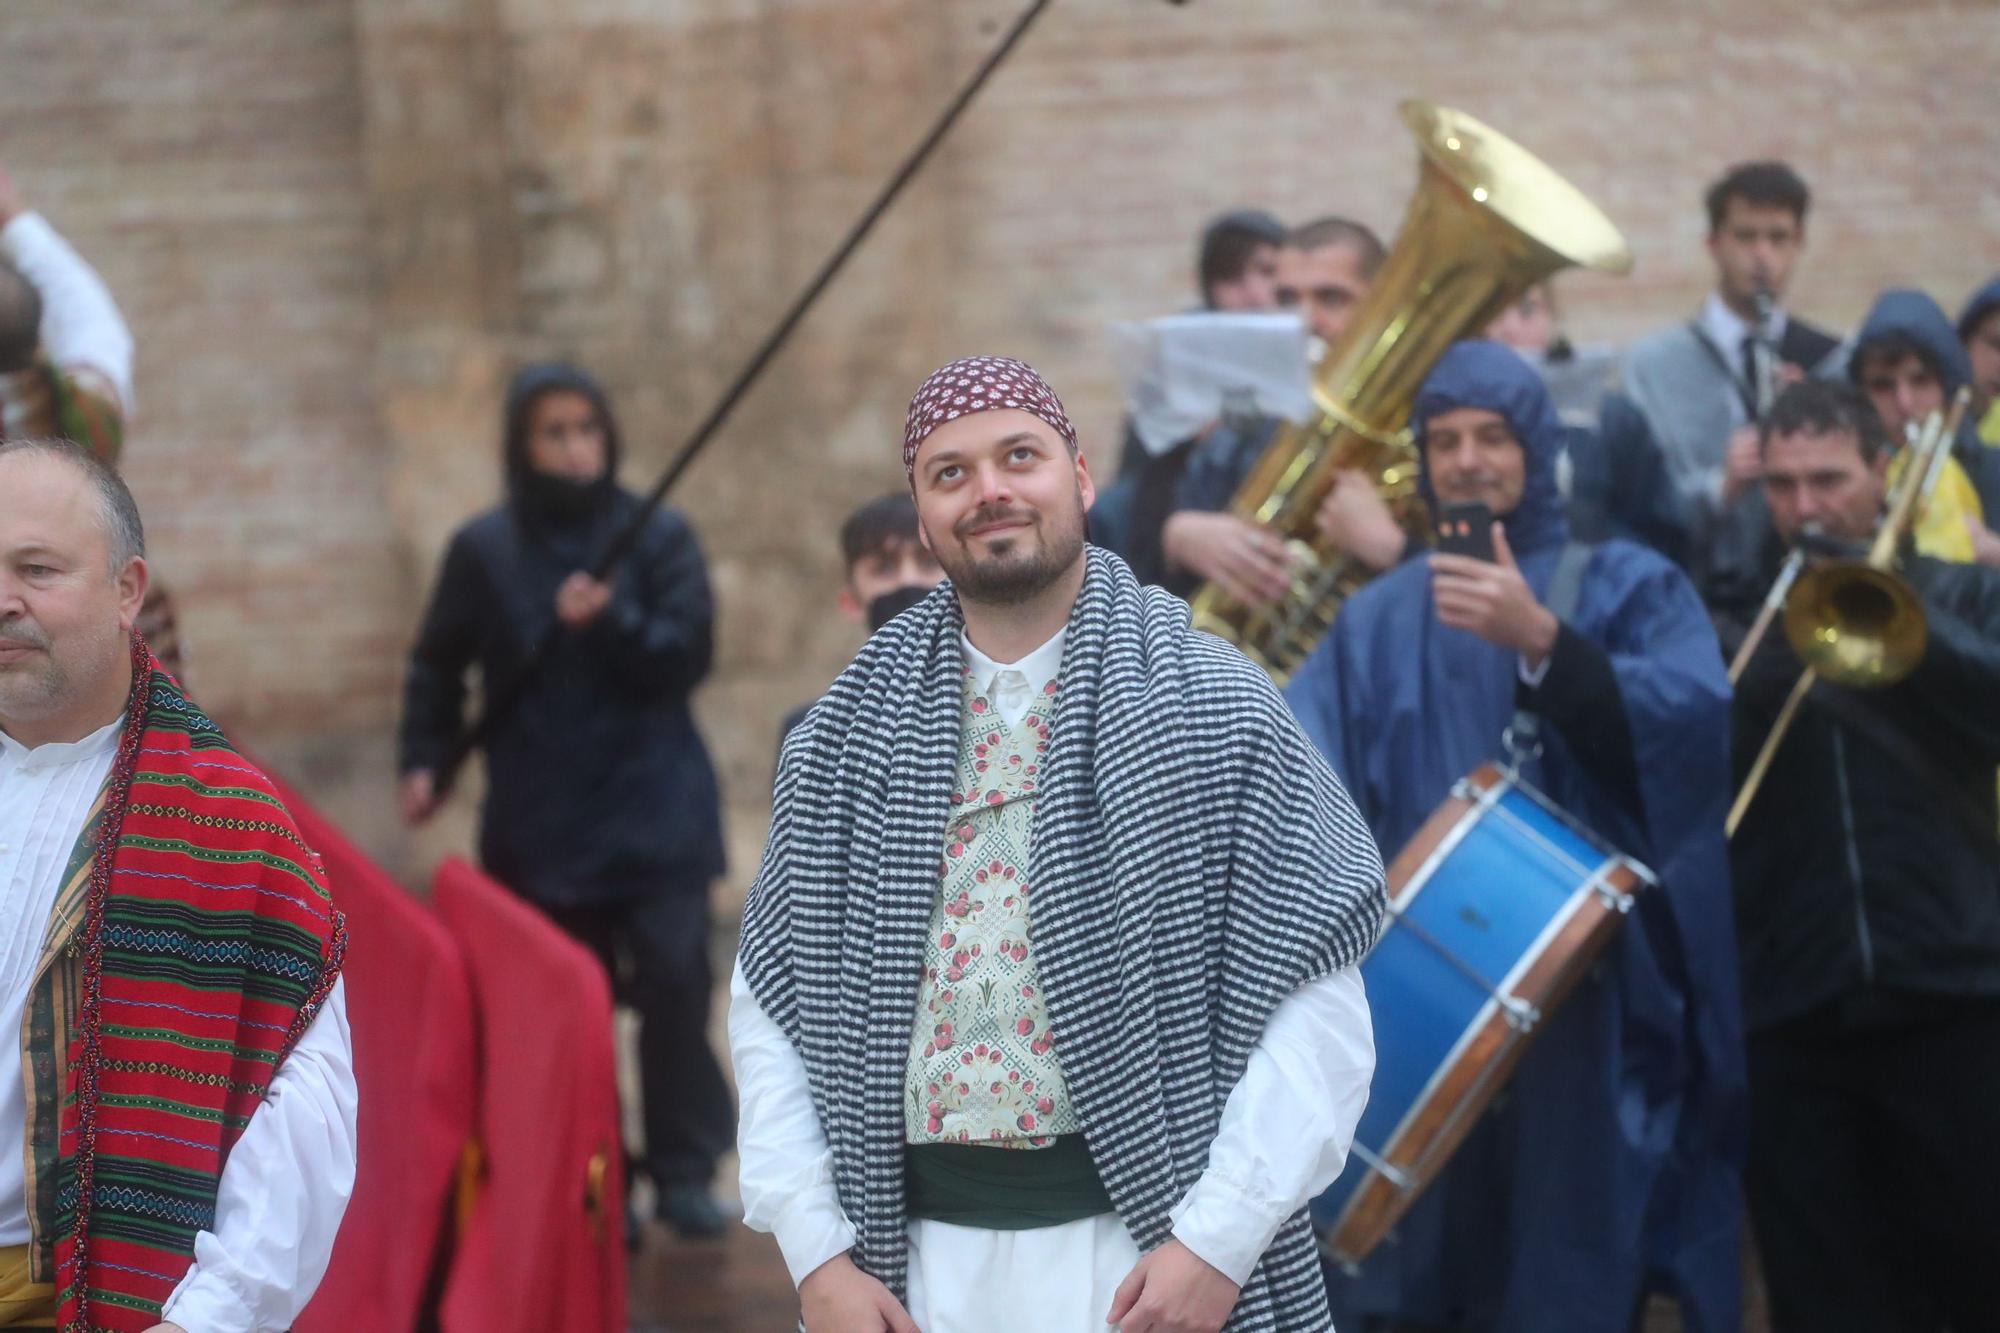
[904,1214,1141,1332]
[901,1215,1337,1332]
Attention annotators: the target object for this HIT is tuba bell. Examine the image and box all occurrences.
[1188,101,1632,682]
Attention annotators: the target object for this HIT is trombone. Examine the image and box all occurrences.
[1725,388,1972,837]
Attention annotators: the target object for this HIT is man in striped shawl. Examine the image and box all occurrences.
[733,356,1385,1333]
[0,439,351,1332]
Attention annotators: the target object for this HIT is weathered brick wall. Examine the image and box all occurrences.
[0,0,411,849]
[4,0,1996,894]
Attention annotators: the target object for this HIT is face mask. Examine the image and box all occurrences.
[524,470,602,525]
[866,584,934,633]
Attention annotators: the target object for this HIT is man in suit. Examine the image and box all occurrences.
[1623,162,1842,596]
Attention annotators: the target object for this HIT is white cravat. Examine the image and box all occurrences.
[0,718,356,1332]
[960,626,1067,729]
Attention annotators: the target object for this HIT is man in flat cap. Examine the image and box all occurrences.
[731,356,1384,1332]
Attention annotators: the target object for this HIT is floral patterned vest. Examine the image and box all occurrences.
[904,666,1081,1148]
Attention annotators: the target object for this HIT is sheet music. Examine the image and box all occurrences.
[1110,312,1316,457]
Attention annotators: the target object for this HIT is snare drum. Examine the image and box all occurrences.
[1313,762,1654,1267]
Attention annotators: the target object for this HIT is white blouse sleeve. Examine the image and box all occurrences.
[730,959,857,1287]
[0,211,134,412]
[159,978,358,1333]
[1168,966,1374,1286]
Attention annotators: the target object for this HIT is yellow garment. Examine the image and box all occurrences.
[1887,448,1985,564]
[1967,409,2000,816]
[0,1246,55,1328]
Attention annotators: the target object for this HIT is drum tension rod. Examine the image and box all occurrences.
[1349,1139,1416,1193]
[1384,909,1543,1030]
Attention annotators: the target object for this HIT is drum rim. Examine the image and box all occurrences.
[1323,763,1652,1267]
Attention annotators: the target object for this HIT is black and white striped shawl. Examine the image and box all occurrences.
[739,547,1385,1330]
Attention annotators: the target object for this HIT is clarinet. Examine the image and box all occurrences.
[1750,277,1780,418]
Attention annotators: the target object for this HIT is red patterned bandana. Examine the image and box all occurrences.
[902,356,1077,479]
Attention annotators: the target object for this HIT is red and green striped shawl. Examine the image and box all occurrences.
[53,637,346,1331]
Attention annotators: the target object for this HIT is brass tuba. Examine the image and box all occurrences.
[1188,102,1632,681]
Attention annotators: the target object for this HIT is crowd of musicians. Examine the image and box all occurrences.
[1072,161,2000,1332]
[5,137,1998,1333]
[394,153,2000,1320]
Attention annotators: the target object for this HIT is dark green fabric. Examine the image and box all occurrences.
[904,1135,1114,1230]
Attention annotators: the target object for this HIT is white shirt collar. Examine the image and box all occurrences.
[960,624,1067,709]
[0,714,125,773]
[1700,290,1786,360]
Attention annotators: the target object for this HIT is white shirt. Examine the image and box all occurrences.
[0,211,135,413]
[0,717,124,1245]
[0,719,357,1332]
[733,624,1376,1289]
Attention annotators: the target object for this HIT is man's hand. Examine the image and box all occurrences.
[799,1253,920,1333]
[1969,518,2000,569]
[0,163,19,225]
[1161,511,1295,607]
[1431,524,1559,669]
[554,571,614,630]
[139,1324,187,1333]
[1721,424,1763,506]
[1313,469,1407,572]
[1106,1238,1241,1333]
[399,769,440,826]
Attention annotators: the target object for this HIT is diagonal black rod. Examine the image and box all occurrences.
[438,0,1058,793]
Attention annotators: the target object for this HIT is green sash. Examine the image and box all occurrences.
[904,1134,1114,1230]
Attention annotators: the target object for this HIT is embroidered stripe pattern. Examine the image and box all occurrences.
[52,639,345,1332]
[741,548,1385,1332]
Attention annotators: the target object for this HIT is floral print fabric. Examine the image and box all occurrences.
[904,668,1080,1148]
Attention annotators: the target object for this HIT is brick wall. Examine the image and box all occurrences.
[4,0,1996,893]
[0,0,402,730]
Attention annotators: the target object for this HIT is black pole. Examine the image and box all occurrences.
[436,0,1059,793]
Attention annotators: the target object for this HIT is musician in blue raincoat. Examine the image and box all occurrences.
[1285,340,1746,1332]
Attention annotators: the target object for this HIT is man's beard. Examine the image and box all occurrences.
[934,496,1087,606]
[0,617,72,722]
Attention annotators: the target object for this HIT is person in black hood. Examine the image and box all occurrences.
[399,361,734,1238]
[1957,275,2000,446]
[1718,379,2000,1333]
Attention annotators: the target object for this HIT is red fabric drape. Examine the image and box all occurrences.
[433,856,629,1333]
[278,784,477,1333]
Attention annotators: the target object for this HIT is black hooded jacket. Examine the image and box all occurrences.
[1719,546,2000,1031]
[400,363,725,906]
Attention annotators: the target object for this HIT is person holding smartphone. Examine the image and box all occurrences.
[1285,340,1746,1333]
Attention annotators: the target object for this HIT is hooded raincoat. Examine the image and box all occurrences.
[399,362,726,907]
[1286,342,1746,1332]
[1849,288,2000,558]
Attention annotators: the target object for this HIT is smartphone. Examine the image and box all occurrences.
[1435,502,1495,562]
